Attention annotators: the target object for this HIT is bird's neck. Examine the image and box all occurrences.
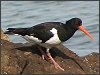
[63,23,77,33]
[61,24,77,41]
[65,19,78,31]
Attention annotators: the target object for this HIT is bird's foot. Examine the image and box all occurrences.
[47,53,65,71]
[37,46,64,71]
[54,61,65,71]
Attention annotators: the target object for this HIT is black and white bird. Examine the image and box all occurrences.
[5,18,94,71]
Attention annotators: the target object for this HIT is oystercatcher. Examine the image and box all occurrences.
[5,18,94,71]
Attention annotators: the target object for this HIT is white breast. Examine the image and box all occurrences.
[45,28,61,44]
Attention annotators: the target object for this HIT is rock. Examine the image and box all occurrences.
[82,52,99,74]
[1,29,10,74]
[1,29,99,74]
[1,29,9,41]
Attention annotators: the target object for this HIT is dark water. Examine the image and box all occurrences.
[1,1,99,56]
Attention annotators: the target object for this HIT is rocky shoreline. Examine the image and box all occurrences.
[1,29,99,74]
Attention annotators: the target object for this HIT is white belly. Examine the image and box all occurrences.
[45,28,61,44]
[45,33,61,44]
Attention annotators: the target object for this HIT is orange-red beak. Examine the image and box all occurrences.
[79,25,94,40]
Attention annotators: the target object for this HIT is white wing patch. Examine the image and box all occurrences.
[45,28,61,44]
[14,34,19,35]
[23,35,42,43]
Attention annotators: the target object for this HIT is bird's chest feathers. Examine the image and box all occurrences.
[45,28,61,44]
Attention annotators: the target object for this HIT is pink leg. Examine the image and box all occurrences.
[37,46,64,71]
[37,46,50,60]
[47,52,65,71]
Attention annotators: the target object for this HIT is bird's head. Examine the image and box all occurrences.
[66,18,94,40]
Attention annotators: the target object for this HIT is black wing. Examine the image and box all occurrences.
[5,22,64,43]
[29,22,64,43]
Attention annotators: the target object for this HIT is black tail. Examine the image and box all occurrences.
[4,28,28,36]
[4,28,17,34]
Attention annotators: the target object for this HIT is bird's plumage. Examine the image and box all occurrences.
[5,21,77,45]
[5,18,85,49]
[4,18,94,71]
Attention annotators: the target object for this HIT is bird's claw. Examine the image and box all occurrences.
[42,55,45,60]
[54,63,65,71]
[38,47,64,71]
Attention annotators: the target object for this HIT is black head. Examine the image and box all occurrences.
[65,18,94,40]
[66,18,82,30]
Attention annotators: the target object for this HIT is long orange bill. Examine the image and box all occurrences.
[79,25,94,40]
